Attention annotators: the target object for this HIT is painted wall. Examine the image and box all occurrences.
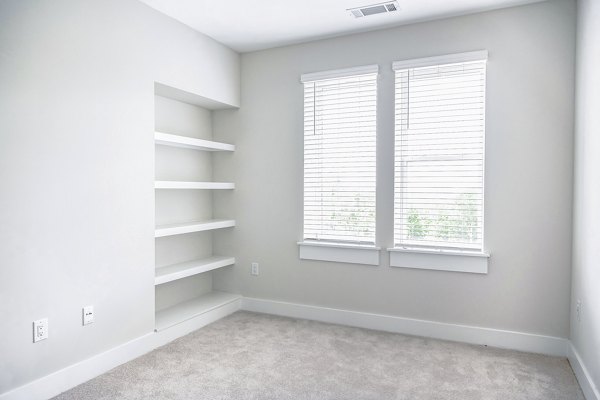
[213,0,576,339]
[571,0,600,393]
[0,0,239,393]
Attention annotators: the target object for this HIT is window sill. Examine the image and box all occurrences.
[298,241,380,266]
[388,247,490,274]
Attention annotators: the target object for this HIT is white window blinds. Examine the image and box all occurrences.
[302,66,378,244]
[393,53,487,251]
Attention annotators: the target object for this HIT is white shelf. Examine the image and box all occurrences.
[154,82,239,110]
[155,132,235,152]
[155,256,235,285]
[155,291,241,331]
[155,219,235,238]
[155,181,234,190]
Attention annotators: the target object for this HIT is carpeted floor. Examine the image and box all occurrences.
[52,311,584,400]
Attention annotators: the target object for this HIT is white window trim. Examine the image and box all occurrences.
[388,247,490,274]
[297,57,492,271]
[392,50,489,265]
[301,64,378,250]
[392,50,488,71]
[300,64,379,83]
[298,241,380,266]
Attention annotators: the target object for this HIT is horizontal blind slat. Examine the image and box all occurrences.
[394,59,486,250]
[304,72,377,243]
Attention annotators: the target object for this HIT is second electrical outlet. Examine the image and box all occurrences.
[251,262,259,276]
[83,305,94,325]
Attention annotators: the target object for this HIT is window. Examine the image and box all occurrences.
[298,55,488,271]
[301,65,378,246]
[393,52,487,252]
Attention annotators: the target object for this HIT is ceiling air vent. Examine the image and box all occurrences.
[348,1,399,18]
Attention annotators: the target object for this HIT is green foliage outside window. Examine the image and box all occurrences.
[328,193,374,239]
[406,193,479,243]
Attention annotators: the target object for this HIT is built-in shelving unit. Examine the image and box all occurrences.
[155,181,235,190]
[155,256,236,286]
[155,132,234,152]
[153,83,237,333]
[155,219,236,238]
[155,291,241,332]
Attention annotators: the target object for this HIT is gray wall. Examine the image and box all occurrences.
[0,0,239,393]
[571,0,600,391]
[213,0,576,338]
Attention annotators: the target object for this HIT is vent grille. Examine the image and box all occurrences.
[349,1,399,18]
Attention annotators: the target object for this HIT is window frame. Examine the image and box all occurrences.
[296,55,490,272]
[389,51,490,273]
[299,65,380,264]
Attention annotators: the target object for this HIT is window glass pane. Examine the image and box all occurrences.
[303,72,377,244]
[394,60,486,250]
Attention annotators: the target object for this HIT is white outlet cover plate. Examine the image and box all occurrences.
[83,306,94,325]
[33,318,48,343]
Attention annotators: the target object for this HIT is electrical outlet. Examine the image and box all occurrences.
[33,318,48,343]
[576,299,582,322]
[83,306,94,325]
[251,262,259,276]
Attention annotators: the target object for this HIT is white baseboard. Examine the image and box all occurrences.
[0,298,241,400]
[241,297,568,357]
[0,296,575,400]
[568,342,600,400]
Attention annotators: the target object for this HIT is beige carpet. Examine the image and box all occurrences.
[52,311,584,400]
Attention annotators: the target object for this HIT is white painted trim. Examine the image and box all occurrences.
[1,297,578,400]
[155,256,235,285]
[389,247,489,274]
[154,181,235,190]
[298,241,380,265]
[300,64,378,83]
[155,292,241,332]
[154,132,235,152]
[0,333,156,400]
[298,240,380,250]
[0,299,241,400]
[392,50,488,70]
[568,342,600,400]
[155,219,235,238]
[241,297,567,357]
[389,247,489,258]
[154,82,238,110]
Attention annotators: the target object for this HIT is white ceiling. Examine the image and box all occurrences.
[139,0,546,52]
